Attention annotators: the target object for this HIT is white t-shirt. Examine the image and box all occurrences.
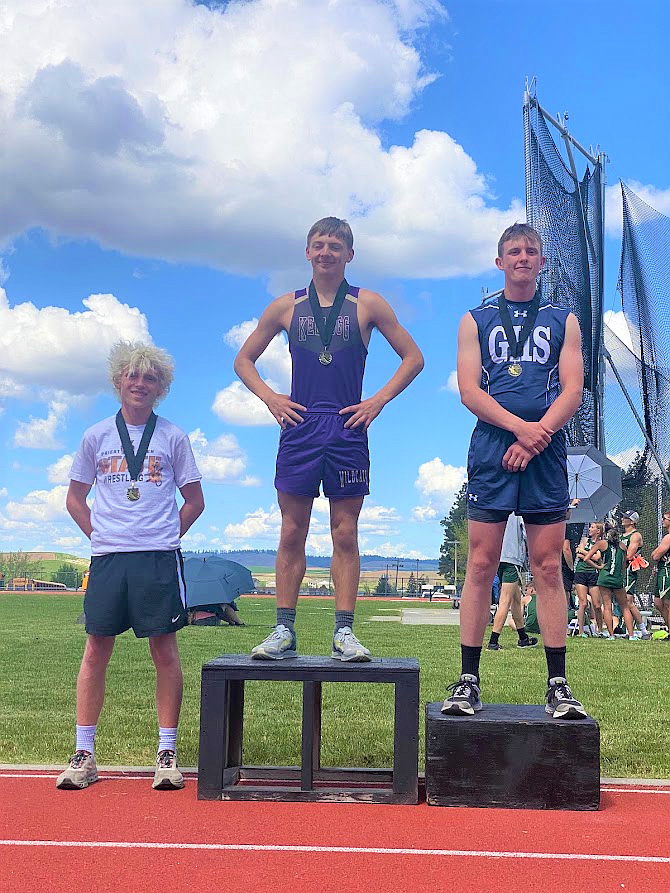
[70,414,202,556]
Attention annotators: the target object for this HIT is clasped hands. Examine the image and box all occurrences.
[502,420,553,473]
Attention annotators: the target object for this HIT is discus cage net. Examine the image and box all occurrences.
[521,79,670,599]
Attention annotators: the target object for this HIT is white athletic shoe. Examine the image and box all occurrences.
[331,627,371,662]
[56,750,98,789]
[152,749,184,790]
[251,624,298,660]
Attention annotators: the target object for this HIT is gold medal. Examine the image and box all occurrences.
[508,363,523,377]
[319,350,332,366]
[127,484,140,502]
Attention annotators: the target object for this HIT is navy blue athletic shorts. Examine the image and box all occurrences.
[466,421,569,523]
[274,413,370,499]
[85,550,187,638]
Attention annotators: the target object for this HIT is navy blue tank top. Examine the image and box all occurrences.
[288,285,367,412]
[470,295,571,422]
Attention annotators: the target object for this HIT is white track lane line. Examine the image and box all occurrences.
[1,840,670,863]
[1,773,669,793]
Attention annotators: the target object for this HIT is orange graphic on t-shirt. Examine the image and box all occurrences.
[148,456,163,484]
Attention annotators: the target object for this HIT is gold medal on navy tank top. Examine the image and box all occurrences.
[497,291,541,381]
[308,279,349,368]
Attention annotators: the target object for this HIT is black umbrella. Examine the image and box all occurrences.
[183,556,255,609]
[566,446,622,523]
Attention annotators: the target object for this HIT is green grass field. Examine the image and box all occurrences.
[1,593,668,778]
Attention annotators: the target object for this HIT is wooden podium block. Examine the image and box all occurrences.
[198,654,419,804]
[425,702,600,811]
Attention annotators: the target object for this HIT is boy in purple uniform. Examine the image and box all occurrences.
[234,217,423,660]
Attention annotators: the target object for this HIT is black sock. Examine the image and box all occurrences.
[489,631,500,646]
[545,646,567,682]
[516,626,529,642]
[461,645,482,680]
[334,610,355,634]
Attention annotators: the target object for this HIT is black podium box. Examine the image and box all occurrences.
[425,702,600,810]
[198,654,420,803]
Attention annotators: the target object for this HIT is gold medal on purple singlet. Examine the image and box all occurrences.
[319,350,333,366]
[127,483,140,502]
[507,362,523,377]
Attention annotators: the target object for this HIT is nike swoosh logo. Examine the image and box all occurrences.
[172,615,181,623]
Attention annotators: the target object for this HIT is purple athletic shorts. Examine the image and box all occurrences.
[275,413,370,499]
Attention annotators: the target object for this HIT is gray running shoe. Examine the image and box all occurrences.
[152,749,184,790]
[56,750,98,789]
[331,627,371,661]
[545,677,587,719]
[251,624,297,660]
[441,674,482,715]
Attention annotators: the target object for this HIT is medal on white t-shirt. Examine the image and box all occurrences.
[115,410,157,502]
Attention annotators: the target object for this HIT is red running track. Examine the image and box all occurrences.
[2,770,670,893]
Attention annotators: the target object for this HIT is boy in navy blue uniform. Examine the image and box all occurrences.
[443,223,587,719]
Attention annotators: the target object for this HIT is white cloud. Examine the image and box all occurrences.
[605,181,670,237]
[439,370,459,393]
[224,503,284,542]
[372,541,429,559]
[604,310,634,352]
[609,446,644,471]
[213,322,291,427]
[307,533,334,556]
[47,453,75,484]
[0,289,150,398]
[0,258,9,286]
[13,399,68,449]
[188,428,260,485]
[414,457,466,515]
[412,505,438,521]
[53,535,83,549]
[5,485,69,522]
[0,487,7,498]
[0,0,520,281]
[212,380,277,427]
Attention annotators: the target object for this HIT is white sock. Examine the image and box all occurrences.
[75,724,97,755]
[158,727,178,754]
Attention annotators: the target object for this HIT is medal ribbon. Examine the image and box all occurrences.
[497,291,540,361]
[115,410,157,484]
[307,278,350,356]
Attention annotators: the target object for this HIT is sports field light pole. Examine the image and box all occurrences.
[444,541,459,586]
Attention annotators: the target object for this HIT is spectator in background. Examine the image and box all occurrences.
[620,511,651,639]
[584,524,636,641]
[573,523,605,637]
[651,511,670,632]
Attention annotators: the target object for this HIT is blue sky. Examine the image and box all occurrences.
[1,0,668,560]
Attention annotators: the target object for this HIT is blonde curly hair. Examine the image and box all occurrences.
[109,341,175,403]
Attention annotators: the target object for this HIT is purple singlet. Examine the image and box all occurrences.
[275,285,371,499]
[288,285,367,412]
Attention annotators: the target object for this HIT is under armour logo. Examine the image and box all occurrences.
[513,309,528,318]
[468,493,478,502]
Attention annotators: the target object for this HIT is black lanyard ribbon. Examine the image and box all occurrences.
[497,291,540,360]
[115,410,157,483]
[307,278,349,354]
